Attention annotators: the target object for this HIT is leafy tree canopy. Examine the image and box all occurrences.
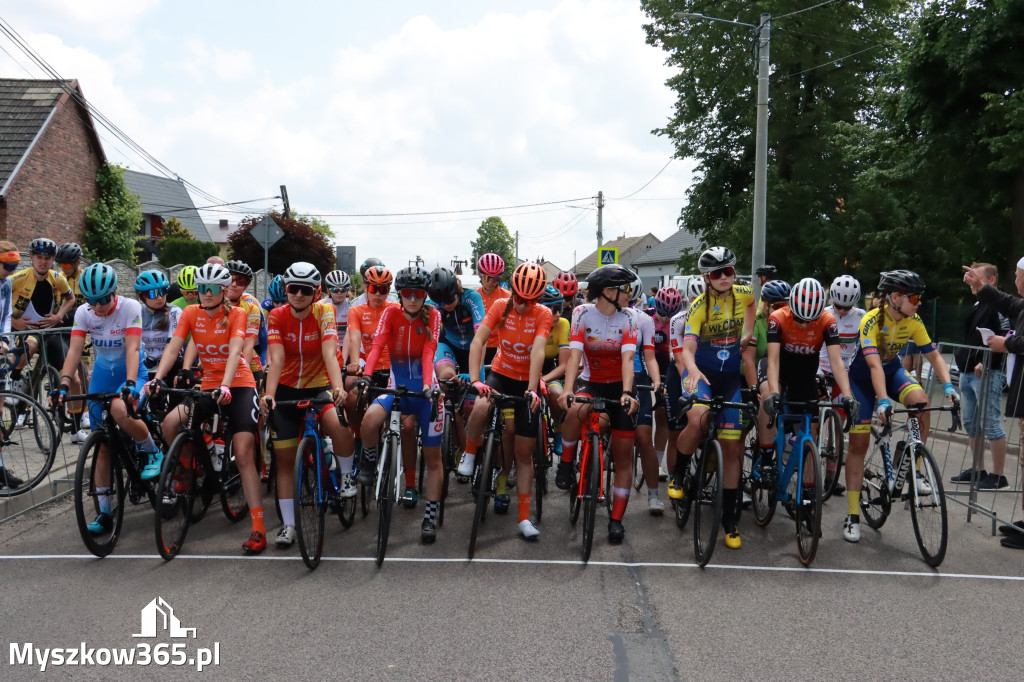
[469,216,516,283]
[83,163,144,263]
[228,214,335,276]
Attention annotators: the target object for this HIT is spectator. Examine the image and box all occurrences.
[206,255,225,266]
[951,262,1010,490]
[648,286,657,307]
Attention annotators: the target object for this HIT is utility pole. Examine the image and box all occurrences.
[750,13,770,300]
[596,190,604,250]
[280,184,291,219]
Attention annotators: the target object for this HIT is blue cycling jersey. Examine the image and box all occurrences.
[430,289,486,351]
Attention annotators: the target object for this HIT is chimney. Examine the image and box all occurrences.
[219,219,228,231]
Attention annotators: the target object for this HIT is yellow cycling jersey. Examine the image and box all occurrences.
[853,306,936,368]
[237,292,265,373]
[544,316,570,360]
[10,268,71,321]
[682,284,754,372]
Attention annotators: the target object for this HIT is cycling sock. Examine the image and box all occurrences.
[647,486,659,498]
[561,440,577,464]
[135,434,157,453]
[518,494,531,523]
[338,454,353,474]
[496,474,508,496]
[279,498,295,527]
[722,488,739,528]
[96,486,112,514]
[423,500,438,522]
[10,369,21,381]
[611,487,630,521]
[362,445,377,463]
[250,507,265,535]
[465,441,478,456]
[846,490,860,516]
[71,411,83,431]
[675,453,693,478]
[656,449,665,468]
[405,468,416,488]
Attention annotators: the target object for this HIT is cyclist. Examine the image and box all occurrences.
[262,262,352,548]
[352,258,398,305]
[755,264,778,287]
[664,278,705,494]
[842,270,959,543]
[557,264,641,544]
[135,271,183,377]
[145,263,266,554]
[225,260,267,388]
[323,270,353,341]
[55,242,85,326]
[672,247,756,549]
[476,253,510,365]
[540,285,570,455]
[818,275,866,376]
[51,264,162,532]
[552,271,580,314]
[429,267,486,382]
[650,287,682,478]
[357,266,445,544]
[0,241,22,488]
[170,266,198,311]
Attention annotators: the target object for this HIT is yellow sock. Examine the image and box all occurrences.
[496,474,508,496]
[846,491,860,516]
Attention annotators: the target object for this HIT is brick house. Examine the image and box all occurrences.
[0,78,105,248]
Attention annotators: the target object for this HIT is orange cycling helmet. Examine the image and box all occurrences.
[511,262,547,300]
[363,265,393,288]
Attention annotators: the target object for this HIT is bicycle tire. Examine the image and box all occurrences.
[294,435,326,569]
[604,446,614,514]
[908,444,948,567]
[569,436,584,525]
[751,445,778,528]
[438,408,456,528]
[375,433,398,566]
[37,368,61,451]
[468,431,496,559]
[795,440,822,567]
[632,445,643,492]
[693,441,723,567]
[219,439,249,522]
[581,432,601,563]
[673,456,694,531]
[818,407,845,502]
[860,428,892,529]
[74,431,125,557]
[533,422,547,524]
[337,485,357,529]
[188,462,211,524]
[154,432,196,561]
[0,390,58,497]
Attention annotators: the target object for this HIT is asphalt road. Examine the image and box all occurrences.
[2,469,1023,681]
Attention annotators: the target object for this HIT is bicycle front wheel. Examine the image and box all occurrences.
[438,408,456,528]
[795,440,822,567]
[154,433,196,561]
[294,435,326,569]
[909,444,948,567]
[74,431,125,557]
[533,424,547,524]
[0,391,58,497]
[860,428,891,529]
[693,441,723,567]
[581,433,601,563]
[219,439,249,523]
[818,407,844,502]
[376,434,398,566]
[468,431,496,560]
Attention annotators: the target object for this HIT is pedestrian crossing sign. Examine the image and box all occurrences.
[598,247,618,265]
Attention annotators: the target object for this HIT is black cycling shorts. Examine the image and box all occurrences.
[270,385,333,446]
[193,386,259,437]
[484,371,539,438]
[575,380,637,434]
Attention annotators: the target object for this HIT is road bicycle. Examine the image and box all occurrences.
[814,373,847,501]
[860,400,960,567]
[565,393,616,563]
[0,386,57,497]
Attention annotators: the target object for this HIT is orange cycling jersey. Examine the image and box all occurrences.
[364,305,441,383]
[767,307,840,378]
[237,292,264,373]
[482,299,553,381]
[347,301,398,371]
[174,305,256,390]
[478,286,511,348]
[268,301,337,389]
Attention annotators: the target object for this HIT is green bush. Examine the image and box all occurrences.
[159,238,221,266]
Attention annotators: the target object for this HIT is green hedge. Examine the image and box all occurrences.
[159,238,221,266]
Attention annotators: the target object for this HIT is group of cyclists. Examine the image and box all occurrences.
[3,234,960,559]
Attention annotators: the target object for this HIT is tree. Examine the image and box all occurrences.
[83,163,144,263]
[161,216,194,241]
[469,216,515,282]
[272,210,334,239]
[159,238,221,266]
[227,214,335,276]
[351,271,363,295]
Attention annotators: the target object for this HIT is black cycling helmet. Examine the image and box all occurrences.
[29,238,57,256]
[359,257,384,278]
[395,266,430,291]
[755,264,777,278]
[226,260,254,280]
[585,263,639,291]
[55,242,83,264]
[877,270,926,295]
[697,246,737,274]
[540,285,564,308]
[427,267,459,302]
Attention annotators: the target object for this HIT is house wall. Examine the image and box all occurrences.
[1,96,101,247]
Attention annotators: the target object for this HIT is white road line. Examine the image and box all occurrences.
[2,553,1024,581]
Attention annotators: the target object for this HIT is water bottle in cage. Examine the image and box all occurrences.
[323,437,335,471]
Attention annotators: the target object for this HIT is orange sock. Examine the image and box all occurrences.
[465,441,478,456]
[405,468,416,488]
[561,440,577,464]
[250,507,265,535]
[518,494,531,523]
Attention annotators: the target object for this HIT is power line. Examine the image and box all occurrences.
[773,44,884,82]
[609,158,675,200]
[775,0,841,20]
[320,205,573,228]
[313,196,595,218]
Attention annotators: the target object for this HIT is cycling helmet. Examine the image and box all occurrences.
[55,242,82,264]
[283,262,322,286]
[195,263,232,287]
[29,238,57,256]
[686,277,705,301]
[363,265,393,288]
[268,275,286,302]
[395,266,430,291]
[654,287,683,317]
[628,271,645,305]
[226,260,254,280]
[134,270,170,293]
[754,264,777,278]
[325,270,352,291]
[477,253,505,277]
[427,267,459,302]
[511,263,547,300]
[552,271,578,297]
[540,285,564,308]
[697,246,737,274]
[877,270,925,295]
[586,263,639,292]
[79,263,117,300]
[761,279,792,304]
[359,257,383,278]
[829,275,861,307]
[790,278,827,322]
[177,265,197,291]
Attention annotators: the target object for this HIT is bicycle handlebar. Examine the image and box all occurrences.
[879,399,961,438]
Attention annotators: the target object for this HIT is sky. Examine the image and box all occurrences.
[0,0,696,273]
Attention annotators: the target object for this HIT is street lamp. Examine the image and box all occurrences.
[674,11,771,296]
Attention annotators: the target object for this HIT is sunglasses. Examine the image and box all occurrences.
[230,276,250,285]
[328,286,350,294]
[481,275,500,283]
[435,295,457,306]
[367,284,390,295]
[197,284,223,295]
[141,289,168,300]
[708,267,735,280]
[86,294,113,306]
[513,294,538,306]
[2,263,18,272]
[287,284,316,296]
[400,289,427,300]
[902,293,923,305]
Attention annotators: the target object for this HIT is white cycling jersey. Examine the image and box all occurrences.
[70,296,146,370]
[668,309,687,357]
[818,304,866,373]
[568,303,638,383]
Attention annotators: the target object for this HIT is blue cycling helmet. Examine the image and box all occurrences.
[540,285,563,308]
[80,263,118,301]
[761,279,792,304]
[268,275,286,302]
[134,270,170,294]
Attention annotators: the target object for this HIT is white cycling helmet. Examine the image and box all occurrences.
[325,270,351,290]
[686,277,705,302]
[829,275,861,307]
[195,263,231,286]
[283,261,322,286]
[790,278,827,322]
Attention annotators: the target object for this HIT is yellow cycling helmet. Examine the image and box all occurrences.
[177,265,198,291]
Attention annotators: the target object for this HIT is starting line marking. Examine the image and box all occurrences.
[1,553,1023,582]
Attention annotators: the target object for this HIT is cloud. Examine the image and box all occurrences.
[4,0,160,42]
